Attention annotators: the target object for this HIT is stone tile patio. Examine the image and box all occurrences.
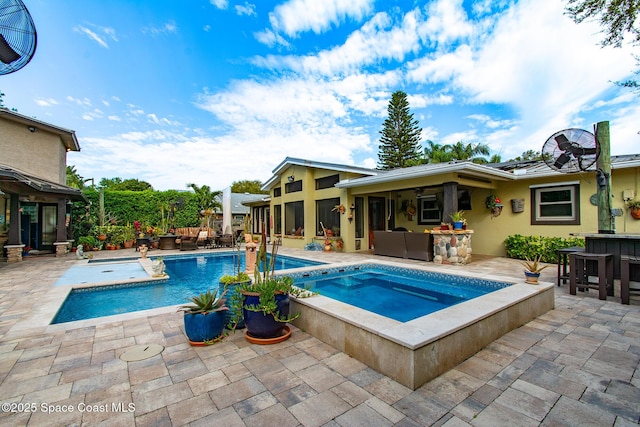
[0,248,638,426]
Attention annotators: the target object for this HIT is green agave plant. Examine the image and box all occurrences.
[178,288,229,315]
[520,255,551,273]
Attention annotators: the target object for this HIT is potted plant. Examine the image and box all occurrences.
[486,195,503,217]
[219,234,252,328]
[520,255,550,284]
[178,288,228,345]
[232,234,313,343]
[450,211,465,230]
[626,198,640,219]
[122,226,136,249]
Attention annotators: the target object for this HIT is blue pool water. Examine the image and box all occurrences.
[289,264,512,322]
[52,253,322,324]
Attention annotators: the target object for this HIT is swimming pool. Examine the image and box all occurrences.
[291,265,510,322]
[51,252,322,324]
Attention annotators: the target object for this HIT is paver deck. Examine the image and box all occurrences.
[0,248,638,426]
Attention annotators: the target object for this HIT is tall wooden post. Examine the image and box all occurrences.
[595,121,613,234]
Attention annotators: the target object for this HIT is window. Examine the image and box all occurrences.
[417,197,441,225]
[531,184,580,225]
[315,174,339,190]
[273,187,281,197]
[316,198,340,236]
[284,201,304,235]
[285,180,302,193]
[273,205,282,234]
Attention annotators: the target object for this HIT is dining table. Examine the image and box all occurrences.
[573,232,640,280]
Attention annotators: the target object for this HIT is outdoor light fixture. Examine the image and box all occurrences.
[28,126,37,132]
[287,175,295,183]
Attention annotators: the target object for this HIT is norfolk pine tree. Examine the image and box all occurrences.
[377,90,422,170]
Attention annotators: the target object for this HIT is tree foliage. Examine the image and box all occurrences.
[566,0,640,91]
[377,91,422,170]
[231,180,268,194]
[412,141,493,164]
[566,0,640,48]
[98,177,153,191]
[508,150,543,162]
[66,165,84,189]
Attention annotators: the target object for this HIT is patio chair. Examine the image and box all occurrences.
[179,232,198,251]
[218,234,233,248]
[196,230,211,248]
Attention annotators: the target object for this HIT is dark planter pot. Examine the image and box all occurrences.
[242,292,290,339]
[219,278,252,329]
[524,271,541,284]
[183,312,226,343]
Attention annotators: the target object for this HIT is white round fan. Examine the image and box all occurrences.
[542,128,599,173]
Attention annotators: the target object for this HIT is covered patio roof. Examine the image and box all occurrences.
[0,165,86,201]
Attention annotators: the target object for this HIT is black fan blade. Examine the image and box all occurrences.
[0,34,21,64]
[554,152,571,169]
[555,134,572,151]
[572,146,598,156]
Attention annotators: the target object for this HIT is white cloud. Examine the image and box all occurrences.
[66,96,92,107]
[235,2,256,16]
[108,115,121,121]
[34,98,58,107]
[73,24,117,48]
[267,0,374,38]
[210,0,228,10]
[142,21,178,36]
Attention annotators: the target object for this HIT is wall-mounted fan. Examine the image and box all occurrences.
[542,128,599,173]
[0,0,37,75]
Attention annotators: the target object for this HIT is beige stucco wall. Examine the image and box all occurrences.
[270,162,640,258]
[0,120,67,184]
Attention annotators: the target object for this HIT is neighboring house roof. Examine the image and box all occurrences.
[0,108,80,152]
[216,193,268,214]
[0,164,86,201]
[262,157,378,190]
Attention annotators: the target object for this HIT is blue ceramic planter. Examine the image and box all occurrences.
[183,312,226,343]
[219,279,251,329]
[242,293,290,338]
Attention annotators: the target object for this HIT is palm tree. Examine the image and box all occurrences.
[187,183,222,229]
[422,140,452,164]
[447,141,491,163]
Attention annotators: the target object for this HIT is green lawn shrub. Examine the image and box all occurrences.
[503,234,585,264]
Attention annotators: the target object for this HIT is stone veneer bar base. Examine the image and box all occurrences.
[432,230,473,265]
[292,270,554,390]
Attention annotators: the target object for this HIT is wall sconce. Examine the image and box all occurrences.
[28,126,37,133]
[348,203,355,223]
[287,175,295,183]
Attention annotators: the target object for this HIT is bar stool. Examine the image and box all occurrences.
[569,252,614,300]
[557,246,585,286]
[621,255,640,305]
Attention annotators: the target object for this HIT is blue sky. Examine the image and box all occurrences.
[3,0,639,190]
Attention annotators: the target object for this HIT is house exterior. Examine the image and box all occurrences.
[0,109,84,261]
[251,155,640,257]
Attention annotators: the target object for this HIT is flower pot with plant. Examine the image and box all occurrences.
[450,211,465,230]
[178,288,228,345]
[520,255,550,284]
[626,198,640,219]
[231,234,314,344]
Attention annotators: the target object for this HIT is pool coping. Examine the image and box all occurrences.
[288,258,555,389]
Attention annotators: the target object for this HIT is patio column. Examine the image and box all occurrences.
[55,198,69,257]
[7,192,21,245]
[442,182,459,222]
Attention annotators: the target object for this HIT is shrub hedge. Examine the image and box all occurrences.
[503,234,585,264]
[70,189,202,242]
